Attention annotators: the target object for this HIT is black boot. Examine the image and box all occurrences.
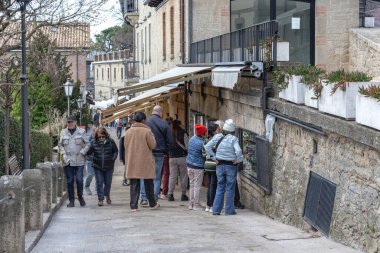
[168,194,175,201]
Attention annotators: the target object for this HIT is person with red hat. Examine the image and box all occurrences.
[186,124,208,211]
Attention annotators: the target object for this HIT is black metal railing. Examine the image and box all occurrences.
[190,21,278,64]
[124,61,139,79]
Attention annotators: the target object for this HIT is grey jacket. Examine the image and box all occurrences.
[59,127,90,166]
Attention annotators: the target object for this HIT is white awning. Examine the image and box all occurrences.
[101,84,182,124]
[118,66,212,95]
[211,66,245,90]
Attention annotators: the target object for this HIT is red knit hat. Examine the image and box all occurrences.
[195,124,207,136]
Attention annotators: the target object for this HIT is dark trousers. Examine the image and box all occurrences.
[206,171,217,207]
[130,178,156,209]
[234,180,240,204]
[65,165,84,202]
[161,156,170,195]
[116,127,122,139]
[94,168,114,201]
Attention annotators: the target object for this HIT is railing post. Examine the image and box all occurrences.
[255,25,260,61]
[0,176,25,253]
[23,169,43,232]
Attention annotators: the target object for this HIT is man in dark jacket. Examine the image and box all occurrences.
[144,105,173,202]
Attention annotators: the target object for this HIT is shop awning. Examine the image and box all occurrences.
[211,66,246,89]
[118,66,212,96]
[101,84,182,124]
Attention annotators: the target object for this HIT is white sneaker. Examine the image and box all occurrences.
[188,204,193,210]
[209,207,213,213]
[205,206,210,212]
[193,205,205,211]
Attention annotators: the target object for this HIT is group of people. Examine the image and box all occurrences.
[59,105,245,215]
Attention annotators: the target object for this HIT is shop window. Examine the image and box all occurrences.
[238,129,258,178]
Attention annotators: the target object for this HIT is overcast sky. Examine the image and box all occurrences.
[90,0,123,40]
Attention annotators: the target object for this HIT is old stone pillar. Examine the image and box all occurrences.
[36,162,52,213]
[22,169,43,232]
[51,163,58,204]
[55,163,64,197]
[0,176,25,253]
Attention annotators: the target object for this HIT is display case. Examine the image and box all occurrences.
[239,128,258,179]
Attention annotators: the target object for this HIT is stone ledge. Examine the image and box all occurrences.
[25,192,67,253]
[268,98,380,151]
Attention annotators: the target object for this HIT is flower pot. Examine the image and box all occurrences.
[356,94,380,130]
[279,75,305,104]
[364,17,375,28]
[319,81,370,119]
[304,86,318,109]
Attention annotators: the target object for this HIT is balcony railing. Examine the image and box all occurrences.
[124,61,139,80]
[190,21,278,64]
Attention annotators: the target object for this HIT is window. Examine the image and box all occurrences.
[170,7,174,58]
[101,68,104,80]
[145,26,147,63]
[141,31,144,64]
[149,24,151,62]
[121,67,124,80]
[239,129,258,178]
[231,0,270,31]
[96,68,99,80]
[162,12,166,60]
[114,68,116,81]
[136,32,139,61]
[107,68,110,80]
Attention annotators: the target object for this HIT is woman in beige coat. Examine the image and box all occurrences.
[124,112,160,211]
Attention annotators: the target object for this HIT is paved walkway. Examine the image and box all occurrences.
[32,129,361,253]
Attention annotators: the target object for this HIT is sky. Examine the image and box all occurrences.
[90,0,123,41]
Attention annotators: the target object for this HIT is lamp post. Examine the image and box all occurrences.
[76,97,84,126]
[63,79,74,115]
[16,0,32,170]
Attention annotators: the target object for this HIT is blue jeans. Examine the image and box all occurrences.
[94,168,114,201]
[140,154,164,202]
[116,127,122,139]
[64,165,84,202]
[85,160,94,188]
[213,164,238,215]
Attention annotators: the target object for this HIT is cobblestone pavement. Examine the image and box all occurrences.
[32,129,361,253]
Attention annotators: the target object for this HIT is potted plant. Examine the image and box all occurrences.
[356,84,380,130]
[300,66,326,109]
[274,65,308,104]
[319,69,372,119]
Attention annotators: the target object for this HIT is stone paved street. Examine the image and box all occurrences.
[31,131,362,253]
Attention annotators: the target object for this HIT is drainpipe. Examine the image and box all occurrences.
[181,0,185,64]
[184,0,192,133]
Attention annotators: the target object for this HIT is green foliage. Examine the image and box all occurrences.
[359,84,380,102]
[30,130,52,167]
[326,69,372,94]
[95,24,133,52]
[0,111,51,175]
[300,66,326,99]
[0,111,22,176]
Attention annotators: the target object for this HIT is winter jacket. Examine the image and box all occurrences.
[204,133,243,163]
[59,127,90,166]
[169,127,188,158]
[124,122,157,179]
[186,135,205,169]
[87,138,118,171]
[147,114,173,154]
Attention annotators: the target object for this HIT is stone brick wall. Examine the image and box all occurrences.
[191,0,230,43]
[64,53,87,85]
[315,0,359,71]
[349,28,380,78]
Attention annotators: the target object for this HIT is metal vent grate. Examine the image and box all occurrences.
[303,172,337,236]
[256,136,271,193]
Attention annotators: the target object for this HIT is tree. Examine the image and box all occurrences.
[95,24,133,52]
[0,0,108,58]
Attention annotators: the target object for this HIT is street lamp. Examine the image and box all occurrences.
[63,79,74,115]
[76,97,84,126]
[16,0,32,170]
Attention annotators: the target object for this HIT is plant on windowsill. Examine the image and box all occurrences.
[319,69,372,119]
[300,66,326,109]
[356,84,380,130]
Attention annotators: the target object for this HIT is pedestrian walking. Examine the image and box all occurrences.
[87,127,118,206]
[168,119,189,202]
[116,118,123,139]
[59,115,90,207]
[93,109,101,127]
[85,126,97,195]
[205,119,243,215]
[124,112,160,211]
[120,124,131,186]
[186,124,207,211]
[203,122,222,213]
[145,105,173,202]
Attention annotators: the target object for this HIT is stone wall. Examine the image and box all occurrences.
[315,0,359,71]
[349,28,380,79]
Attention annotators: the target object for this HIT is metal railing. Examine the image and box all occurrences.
[190,21,278,64]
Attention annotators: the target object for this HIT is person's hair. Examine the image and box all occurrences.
[207,123,219,138]
[133,112,146,123]
[171,119,181,147]
[94,127,109,141]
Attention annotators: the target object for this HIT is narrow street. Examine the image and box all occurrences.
[30,129,361,253]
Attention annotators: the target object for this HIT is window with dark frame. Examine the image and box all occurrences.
[96,68,98,80]
[114,68,116,81]
[149,24,151,62]
[102,68,104,80]
[145,26,147,63]
[121,67,124,80]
